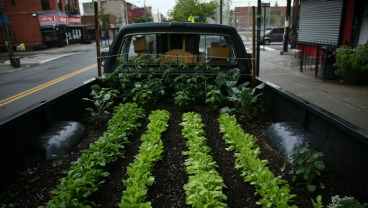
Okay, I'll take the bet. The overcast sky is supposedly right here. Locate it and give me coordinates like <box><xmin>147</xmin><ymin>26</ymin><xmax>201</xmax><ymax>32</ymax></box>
<box><xmin>79</xmin><ymin>0</ymin><xmax>287</xmax><ymax>17</ymax></box>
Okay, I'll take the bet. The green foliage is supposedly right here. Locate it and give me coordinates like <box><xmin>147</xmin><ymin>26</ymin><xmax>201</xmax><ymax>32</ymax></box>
<box><xmin>334</xmin><ymin>43</ymin><xmax>368</xmax><ymax>74</ymax></box>
<box><xmin>46</xmin><ymin>103</ymin><xmax>145</xmax><ymax>208</ymax></box>
<box><xmin>181</xmin><ymin>112</ymin><xmax>228</xmax><ymax>207</ymax></box>
<box><xmin>99</xmin><ymin>6</ymin><xmax>111</xmax><ymax>32</ymax></box>
<box><xmin>134</xmin><ymin>13</ymin><xmax>154</xmax><ymax>23</ymax></box>
<box><xmin>120</xmin><ymin>110</ymin><xmax>170</xmax><ymax>207</ymax></box>
<box><xmin>168</xmin><ymin>0</ymin><xmax>218</xmax><ymax>22</ymax></box>
<box><xmin>218</xmin><ymin>113</ymin><xmax>297</xmax><ymax>207</ymax></box>
<box><xmin>220</xmin><ymin>82</ymin><xmax>265</xmax><ymax>119</ymax></box>
<box><xmin>83</xmin><ymin>85</ymin><xmax>119</xmax><ymax>117</ymax></box>
<box><xmin>215</xmin><ymin>68</ymin><xmax>241</xmax><ymax>94</ymax></box>
<box><xmin>174</xmin><ymin>90</ymin><xmax>192</xmax><ymax>109</ymax></box>
<box><xmin>351</xmin><ymin>42</ymin><xmax>368</xmax><ymax>72</ymax></box>
<box><xmin>205</xmin><ymin>85</ymin><xmax>225</xmax><ymax>110</ymax></box>
<box><xmin>334</xmin><ymin>45</ymin><xmax>354</xmax><ymax>74</ymax></box>
<box><xmin>283</xmin><ymin>143</ymin><xmax>325</xmax><ymax>193</ymax></box>
<box><xmin>131</xmin><ymin>75</ymin><xmax>166</xmax><ymax>107</ymax></box>
<box><xmin>312</xmin><ymin>195</ymin><xmax>324</xmax><ymax>208</ymax></box>
<box><xmin>327</xmin><ymin>195</ymin><xmax>367</xmax><ymax>208</ymax></box>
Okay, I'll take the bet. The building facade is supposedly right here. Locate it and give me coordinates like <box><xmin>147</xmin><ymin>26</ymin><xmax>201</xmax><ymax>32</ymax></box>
<box><xmin>234</xmin><ymin>6</ymin><xmax>288</xmax><ymax>30</ymax></box>
<box><xmin>0</xmin><ymin>0</ymin><xmax>84</xmax><ymax>51</ymax></box>
<box><xmin>297</xmin><ymin>0</ymin><xmax>367</xmax><ymax>47</ymax></box>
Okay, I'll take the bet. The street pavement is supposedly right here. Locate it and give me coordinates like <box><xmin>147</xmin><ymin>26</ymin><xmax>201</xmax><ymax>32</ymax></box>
<box><xmin>1</xmin><ymin>41</ymin><xmax>367</xmax><ymax>132</ymax></box>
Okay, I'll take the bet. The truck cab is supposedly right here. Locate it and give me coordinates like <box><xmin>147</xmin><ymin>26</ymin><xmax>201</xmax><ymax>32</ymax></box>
<box><xmin>103</xmin><ymin>22</ymin><xmax>252</xmax><ymax>74</ymax></box>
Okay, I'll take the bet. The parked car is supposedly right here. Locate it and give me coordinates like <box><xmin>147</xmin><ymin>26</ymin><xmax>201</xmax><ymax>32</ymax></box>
<box><xmin>103</xmin><ymin>22</ymin><xmax>252</xmax><ymax>74</ymax></box>
<box><xmin>260</xmin><ymin>27</ymin><xmax>284</xmax><ymax>45</ymax></box>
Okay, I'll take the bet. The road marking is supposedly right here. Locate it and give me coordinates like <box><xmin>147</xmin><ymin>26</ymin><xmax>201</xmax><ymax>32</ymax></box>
<box><xmin>0</xmin><ymin>53</ymin><xmax>78</xmax><ymax>65</ymax></box>
<box><xmin>0</xmin><ymin>64</ymin><xmax>97</xmax><ymax>107</ymax></box>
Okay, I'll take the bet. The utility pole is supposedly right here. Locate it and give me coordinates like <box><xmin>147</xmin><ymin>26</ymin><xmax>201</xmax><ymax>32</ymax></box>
<box><xmin>220</xmin><ymin>0</ymin><xmax>222</xmax><ymax>24</ymax></box>
<box><xmin>256</xmin><ymin>0</ymin><xmax>261</xmax><ymax>76</ymax></box>
<box><xmin>94</xmin><ymin>1</ymin><xmax>102</xmax><ymax>77</ymax></box>
<box><xmin>0</xmin><ymin>1</ymin><xmax>17</xmax><ymax>67</ymax></box>
<box><xmin>291</xmin><ymin>0</ymin><xmax>300</xmax><ymax>49</ymax></box>
<box><xmin>283</xmin><ymin>0</ymin><xmax>291</xmax><ymax>52</ymax></box>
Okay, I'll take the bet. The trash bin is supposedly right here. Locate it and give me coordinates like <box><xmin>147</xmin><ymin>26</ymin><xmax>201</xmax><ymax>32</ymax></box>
<box><xmin>10</xmin><ymin>56</ymin><xmax>21</xmax><ymax>68</ymax></box>
<box><xmin>321</xmin><ymin>46</ymin><xmax>336</xmax><ymax>79</ymax></box>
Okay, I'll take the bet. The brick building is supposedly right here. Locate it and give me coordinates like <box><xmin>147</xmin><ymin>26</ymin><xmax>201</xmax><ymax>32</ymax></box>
<box><xmin>234</xmin><ymin>6</ymin><xmax>288</xmax><ymax>29</ymax></box>
<box><xmin>0</xmin><ymin>0</ymin><xmax>84</xmax><ymax>51</ymax></box>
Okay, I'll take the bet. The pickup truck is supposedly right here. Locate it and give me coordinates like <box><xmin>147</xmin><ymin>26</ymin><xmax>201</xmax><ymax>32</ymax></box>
<box><xmin>1</xmin><ymin>22</ymin><xmax>368</xmax><ymax>201</ymax></box>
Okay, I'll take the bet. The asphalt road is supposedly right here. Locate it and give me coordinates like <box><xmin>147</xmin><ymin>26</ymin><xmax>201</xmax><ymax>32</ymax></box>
<box><xmin>0</xmin><ymin>50</ymin><xmax>98</xmax><ymax>122</ymax></box>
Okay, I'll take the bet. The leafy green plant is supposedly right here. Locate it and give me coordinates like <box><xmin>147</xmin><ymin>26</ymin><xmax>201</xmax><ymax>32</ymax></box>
<box><xmin>19</xmin><ymin>167</ymin><xmax>37</xmax><ymax>177</ymax></box>
<box><xmin>83</xmin><ymin>85</ymin><xmax>119</xmax><ymax>117</ymax></box>
<box><xmin>215</xmin><ymin>68</ymin><xmax>241</xmax><ymax>93</ymax></box>
<box><xmin>282</xmin><ymin>142</ymin><xmax>325</xmax><ymax>193</ymax></box>
<box><xmin>181</xmin><ymin>112</ymin><xmax>228</xmax><ymax>207</ymax></box>
<box><xmin>174</xmin><ymin>90</ymin><xmax>192</xmax><ymax>109</ymax></box>
<box><xmin>45</xmin><ymin>103</ymin><xmax>145</xmax><ymax>208</ymax></box>
<box><xmin>132</xmin><ymin>82</ymin><xmax>153</xmax><ymax>107</ymax></box>
<box><xmin>205</xmin><ymin>85</ymin><xmax>225</xmax><ymax>110</ymax></box>
<box><xmin>312</xmin><ymin>195</ymin><xmax>324</xmax><ymax>208</ymax></box>
<box><xmin>218</xmin><ymin>113</ymin><xmax>297</xmax><ymax>207</ymax></box>
<box><xmin>334</xmin><ymin>45</ymin><xmax>354</xmax><ymax>75</ymax></box>
<box><xmin>351</xmin><ymin>42</ymin><xmax>368</xmax><ymax>72</ymax></box>
<box><xmin>334</xmin><ymin>43</ymin><xmax>368</xmax><ymax>75</ymax></box>
<box><xmin>327</xmin><ymin>195</ymin><xmax>367</xmax><ymax>208</ymax></box>
<box><xmin>220</xmin><ymin>82</ymin><xmax>265</xmax><ymax>119</ymax></box>
<box><xmin>120</xmin><ymin>110</ymin><xmax>170</xmax><ymax>207</ymax></box>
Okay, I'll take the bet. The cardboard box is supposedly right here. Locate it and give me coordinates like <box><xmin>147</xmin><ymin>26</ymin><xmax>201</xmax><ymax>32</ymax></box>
<box><xmin>207</xmin><ymin>47</ymin><xmax>230</xmax><ymax>58</ymax></box>
<box><xmin>133</xmin><ymin>39</ymin><xmax>149</xmax><ymax>52</ymax></box>
<box><xmin>161</xmin><ymin>51</ymin><xmax>194</xmax><ymax>64</ymax></box>
<box><xmin>211</xmin><ymin>42</ymin><xmax>220</xmax><ymax>47</ymax></box>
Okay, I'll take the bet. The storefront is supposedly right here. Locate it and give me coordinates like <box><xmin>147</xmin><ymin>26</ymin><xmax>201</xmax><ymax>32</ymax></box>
<box><xmin>38</xmin><ymin>12</ymin><xmax>85</xmax><ymax>47</ymax></box>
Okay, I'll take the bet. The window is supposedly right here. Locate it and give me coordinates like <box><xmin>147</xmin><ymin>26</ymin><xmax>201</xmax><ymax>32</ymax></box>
<box><xmin>118</xmin><ymin>33</ymin><xmax>237</xmax><ymax>66</ymax></box>
<box><xmin>57</xmin><ymin>0</ymin><xmax>62</xmax><ymax>10</ymax></box>
<box><xmin>41</xmin><ymin>0</ymin><xmax>50</xmax><ymax>10</ymax></box>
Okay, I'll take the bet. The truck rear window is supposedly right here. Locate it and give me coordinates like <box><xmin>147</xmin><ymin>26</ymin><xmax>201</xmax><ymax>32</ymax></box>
<box><xmin>118</xmin><ymin>33</ymin><xmax>237</xmax><ymax>66</ymax></box>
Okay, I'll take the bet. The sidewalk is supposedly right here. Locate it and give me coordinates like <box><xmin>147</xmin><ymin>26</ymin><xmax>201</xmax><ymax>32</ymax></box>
<box><xmin>258</xmin><ymin>49</ymin><xmax>368</xmax><ymax>132</ymax></box>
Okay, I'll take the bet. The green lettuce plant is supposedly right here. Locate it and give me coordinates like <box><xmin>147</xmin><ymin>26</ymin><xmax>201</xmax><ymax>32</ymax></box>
<box><xmin>120</xmin><ymin>110</ymin><xmax>170</xmax><ymax>207</ymax></box>
<box><xmin>181</xmin><ymin>112</ymin><xmax>228</xmax><ymax>207</ymax></box>
<box><xmin>312</xmin><ymin>195</ymin><xmax>324</xmax><ymax>208</ymax></box>
<box><xmin>218</xmin><ymin>113</ymin><xmax>297</xmax><ymax>207</ymax></box>
<box><xmin>45</xmin><ymin>103</ymin><xmax>145</xmax><ymax>208</ymax></box>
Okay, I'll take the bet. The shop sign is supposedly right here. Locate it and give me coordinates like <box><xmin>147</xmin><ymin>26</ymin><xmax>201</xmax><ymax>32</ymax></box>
<box><xmin>68</xmin><ymin>16</ymin><xmax>81</xmax><ymax>24</ymax></box>
<box><xmin>39</xmin><ymin>14</ymin><xmax>58</xmax><ymax>25</ymax></box>
<box><xmin>59</xmin><ymin>14</ymin><xmax>68</xmax><ymax>24</ymax></box>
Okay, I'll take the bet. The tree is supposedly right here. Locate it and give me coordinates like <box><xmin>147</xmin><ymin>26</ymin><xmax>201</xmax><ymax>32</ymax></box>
<box><xmin>134</xmin><ymin>13</ymin><xmax>154</xmax><ymax>23</ymax></box>
<box><xmin>99</xmin><ymin>6</ymin><xmax>111</xmax><ymax>35</ymax></box>
<box><xmin>168</xmin><ymin>0</ymin><xmax>218</xmax><ymax>23</ymax></box>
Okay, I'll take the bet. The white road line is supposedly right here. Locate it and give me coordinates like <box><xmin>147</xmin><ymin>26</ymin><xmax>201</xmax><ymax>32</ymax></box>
<box><xmin>0</xmin><ymin>53</ymin><xmax>77</xmax><ymax>65</ymax></box>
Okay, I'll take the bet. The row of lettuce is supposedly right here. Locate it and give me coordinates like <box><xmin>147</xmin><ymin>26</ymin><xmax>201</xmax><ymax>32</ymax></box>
<box><xmin>43</xmin><ymin>103</ymin><xmax>297</xmax><ymax>207</ymax></box>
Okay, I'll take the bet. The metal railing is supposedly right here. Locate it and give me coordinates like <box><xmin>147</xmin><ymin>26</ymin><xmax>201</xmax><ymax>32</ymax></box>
<box><xmin>298</xmin><ymin>41</ymin><xmax>337</xmax><ymax>80</ymax></box>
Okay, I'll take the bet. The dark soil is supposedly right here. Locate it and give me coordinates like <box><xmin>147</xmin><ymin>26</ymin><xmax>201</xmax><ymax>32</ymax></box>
<box><xmin>0</xmin><ymin>97</ymin><xmax>362</xmax><ymax>208</ymax></box>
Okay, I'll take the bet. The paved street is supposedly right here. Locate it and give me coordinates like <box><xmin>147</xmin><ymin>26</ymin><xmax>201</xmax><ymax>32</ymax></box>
<box><xmin>0</xmin><ymin>53</ymin><xmax>78</xmax><ymax>65</ymax></box>
<box><xmin>0</xmin><ymin>43</ymin><xmax>101</xmax><ymax>122</ymax></box>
